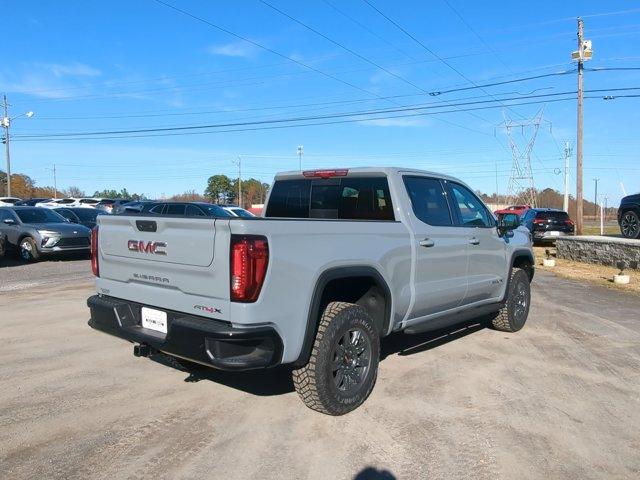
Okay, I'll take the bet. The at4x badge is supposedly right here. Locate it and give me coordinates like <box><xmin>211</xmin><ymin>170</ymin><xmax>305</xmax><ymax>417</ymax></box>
<box><xmin>194</xmin><ymin>305</ymin><xmax>222</xmax><ymax>315</ymax></box>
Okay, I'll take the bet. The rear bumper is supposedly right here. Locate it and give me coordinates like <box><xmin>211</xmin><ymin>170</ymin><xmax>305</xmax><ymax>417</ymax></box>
<box><xmin>87</xmin><ymin>295</ymin><xmax>283</xmax><ymax>371</ymax></box>
<box><xmin>533</xmin><ymin>230</ymin><xmax>572</xmax><ymax>241</ymax></box>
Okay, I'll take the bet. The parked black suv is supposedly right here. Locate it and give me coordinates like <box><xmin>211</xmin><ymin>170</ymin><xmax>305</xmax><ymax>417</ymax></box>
<box><xmin>0</xmin><ymin>232</ymin><xmax>6</xmax><ymax>259</ymax></box>
<box><xmin>141</xmin><ymin>202</ymin><xmax>233</xmax><ymax>217</ymax></box>
<box><xmin>520</xmin><ymin>208</ymin><xmax>575</xmax><ymax>243</ymax></box>
<box><xmin>618</xmin><ymin>193</ymin><xmax>640</xmax><ymax>239</ymax></box>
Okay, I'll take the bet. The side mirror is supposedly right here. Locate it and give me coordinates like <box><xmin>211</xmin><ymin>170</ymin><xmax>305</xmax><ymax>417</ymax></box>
<box><xmin>3</xmin><ymin>218</ymin><xmax>15</xmax><ymax>225</ymax></box>
<box><xmin>497</xmin><ymin>213</ymin><xmax>519</xmax><ymax>235</ymax></box>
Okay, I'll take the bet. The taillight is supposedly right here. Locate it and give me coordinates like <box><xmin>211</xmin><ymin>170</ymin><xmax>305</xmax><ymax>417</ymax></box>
<box><xmin>230</xmin><ymin>235</ymin><xmax>269</xmax><ymax>302</ymax></box>
<box><xmin>565</xmin><ymin>219</ymin><xmax>574</xmax><ymax>226</ymax></box>
<box><xmin>533</xmin><ymin>218</ymin><xmax>545</xmax><ymax>224</ymax></box>
<box><xmin>91</xmin><ymin>226</ymin><xmax>99</xmax><ymax>277</ymax></box>
<box><xmin>302</xmin><ymin>169</ymin><xmax>348</xmax><ymax>179</ymax></box>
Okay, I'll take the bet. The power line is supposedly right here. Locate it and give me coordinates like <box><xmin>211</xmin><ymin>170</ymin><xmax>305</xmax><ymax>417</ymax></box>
<box><xmin>258</xmin><ymin>0</ymin><xmax>428</xmax><ymax>94</ymax></box>
<box><xmin>362</xmin><ymin>0</ymin><xmax>526</xmax><ymax>119</ymax></box>
<box><xmin>10</xmin><ymin>96</ymin><xmax>591</xmax><ymax>142</ymax></box>
<box><xmin>442</xmin><ymin>0</ymin><xmax>512</xmax><ymax>73</ymax></box>
<box><xmin>15</xmin><ymin>87</ymin><xmax>640</xmax><ymax>140</ymax></box>
<box><xmin>151</xmin><ymin>0</ymin><xmax>487</xmax><ymax>136</ymax></box>
<box><xmin>319</xmin><ymin>0</ymin><xmax>416</xmax><ymax>60</ymax></box>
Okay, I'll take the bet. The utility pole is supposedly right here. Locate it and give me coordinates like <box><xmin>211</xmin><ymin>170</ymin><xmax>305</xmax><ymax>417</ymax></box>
<box><xmin>593</xmin><ymin>178</ymin><xmax>599</xmax><ymax>218</ymax></box>
<box><xmin>1</xmin><ymin>95</ymin><xmax>34</xmax><ymax>197</ymax></box>
<box><xmin>235</xmin><ymin>155</ymin><xmax>242</xmax><ymax>208</ymax></box>
<box><xmin>573</xmin><ymin>17</ymin><xmax>592</xmax><ymax>234</ymax></box>
<box><xmin>297</xmin><ymin>145</ymin><xmax>304</xmax><ymax>170</ymax></box>
<box><xmin>46</xmin><ymin>164</ymin><xmax>58</xmax><ymax>198</ymax></box>
<box><xmin>53</xmin><ymin>164</ymin><xmax>57</xmax><ymax>199</ymax></box>
<box><xmin>576</xmin><ymin>18</ymin><xmax>584</xmax><ymax>234</ymax></box>
<box><xmin>2</xmin><ymin>95</ymin><xmax>11</xmax><ymax>197</ymax></box>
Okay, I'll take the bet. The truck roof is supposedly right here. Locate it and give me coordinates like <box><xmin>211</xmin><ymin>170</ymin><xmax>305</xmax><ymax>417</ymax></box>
<box><xmin>273</xmin><ymin>166</ymin><xmax>463</xmax><ymax>183</ymax></box>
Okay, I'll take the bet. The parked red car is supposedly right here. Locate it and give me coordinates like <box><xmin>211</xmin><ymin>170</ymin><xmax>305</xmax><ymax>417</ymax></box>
<box><xmin>494</xmin><ymin>205</ymin><xmax>531</xmax><ymax>219</ymax></box>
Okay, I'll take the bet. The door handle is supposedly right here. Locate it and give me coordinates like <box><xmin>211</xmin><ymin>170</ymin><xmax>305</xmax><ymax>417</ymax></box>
<box><xmin>419</xmin><ymin>238</ymin><xmax>435</xmax><ymax>248</ymax></box>
<box><xmin>469</xmin><ymin>237</ymin><xmax>480</xmax><ymax>245</ymax></box>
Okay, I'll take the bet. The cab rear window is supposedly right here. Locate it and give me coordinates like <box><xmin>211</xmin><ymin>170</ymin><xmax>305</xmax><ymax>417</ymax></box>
<box><xmin>265</xmin><ymin>177</ymin><xmax>394</xmax><ymax>220</ymax></box>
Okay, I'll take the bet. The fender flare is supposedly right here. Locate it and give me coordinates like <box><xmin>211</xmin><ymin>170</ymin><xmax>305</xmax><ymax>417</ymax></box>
<box><xmin>501</xmin><ymin>249</ymin><xmax>535</xmax><ymax>303</ymax></box>
<box><xmin>293</xmin><ymin>265</ymin><xmax>393</xmax><ymax>367</ymax></box>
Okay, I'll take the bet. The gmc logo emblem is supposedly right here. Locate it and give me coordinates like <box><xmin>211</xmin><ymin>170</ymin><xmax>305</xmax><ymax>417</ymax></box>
<box><xmin>128</xmin><ymin>240</ymin><xmax>167</xmax><ymax>255</ymax></box>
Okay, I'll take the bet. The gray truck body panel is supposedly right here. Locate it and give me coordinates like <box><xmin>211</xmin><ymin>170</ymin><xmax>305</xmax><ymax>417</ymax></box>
<box><xmin>93</xmin><ymin>167</ymin><xmax>532</xmax><ymax>365</ymax></box>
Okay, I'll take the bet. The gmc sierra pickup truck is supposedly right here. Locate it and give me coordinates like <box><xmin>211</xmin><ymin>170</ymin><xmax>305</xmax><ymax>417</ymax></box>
<box><xmin>88</xmin><ymin>167</ymin><xmax>534</xmax><ymax>415</ymax></box>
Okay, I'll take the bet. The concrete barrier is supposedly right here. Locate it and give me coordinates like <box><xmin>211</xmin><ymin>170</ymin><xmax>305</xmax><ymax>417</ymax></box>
<box><xmin>556</xmin><ymin>235</ymin><xmax>640</xmax><ymax>270</ymax></box>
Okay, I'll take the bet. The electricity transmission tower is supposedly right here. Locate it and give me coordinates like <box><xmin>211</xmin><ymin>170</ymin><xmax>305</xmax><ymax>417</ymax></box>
<box><xmin>497</xmin><ymin>110</ymin><xmax>545</xmax><ymax>207</ymax></box>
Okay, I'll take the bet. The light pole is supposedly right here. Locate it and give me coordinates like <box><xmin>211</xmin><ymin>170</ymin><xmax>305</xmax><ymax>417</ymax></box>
<box><xmin>232</xmin><ymin>155</ymin><xmax>242</xmax><ymax>208</ymax></box>
<box><xmin>297</xmin><ymin>145</ymin><xmax>304</xmax><ymax>171</ymax></box>
<box><xmin>2</xmin><ymin>94</ymin><xmax>34</xmax><ymax>197</ymax></box>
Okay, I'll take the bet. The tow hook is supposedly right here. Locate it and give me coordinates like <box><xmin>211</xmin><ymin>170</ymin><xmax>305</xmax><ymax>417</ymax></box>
<box><xmin>133</xmin><ymin>343</ymin><xmax>152</xmax><ymax>357</ymax></box>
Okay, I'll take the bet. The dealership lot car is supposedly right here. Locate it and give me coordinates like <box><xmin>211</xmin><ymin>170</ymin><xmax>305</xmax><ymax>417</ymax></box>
<box><xmin>141</xmin><ymin>201</ymin><xmax>233</xmax><ymax>217</ymax></box>
<box><xmin>95</xmin><ymin>198</ymin><xmax>131</xmax><ymax>214</ymax></box>
<box><xmin>0</xmin><ymin>206</ymin><xmax>91</xmax><ymax>261</ymax></box>
<box><xmin>520</xmin><ymin>208</ymin><xmax>574</xmax><ymax>243</ymax></box>
<box><xmin>221</xmin><ymin>205</ymin><xmax>256</xmax><ymax>217</ymax></box>
<box><xmin>54</xmin><ymin>207</ymin><xmax>105</xmax><ymax>229</ymax></box>
<box><xmin>0</xmin><ymin>231</ymin><xmax>6</xmax><ymax>259</ymax></box>
<box><xmin>618</xmin><ymin>192</ymin><xmax>640</xmax><ymax>239</ymax></box>
<box><xmin>0</xmin><ymin>197</ymin><xmax>22</xmax><ymax>206</ymax></box>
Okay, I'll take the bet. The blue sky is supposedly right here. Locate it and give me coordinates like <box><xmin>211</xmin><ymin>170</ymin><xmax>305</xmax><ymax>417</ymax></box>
<box><xmin>4</xmin><ymin>0</ymin><xmax>640</xmax><ymax>203</ymax></box>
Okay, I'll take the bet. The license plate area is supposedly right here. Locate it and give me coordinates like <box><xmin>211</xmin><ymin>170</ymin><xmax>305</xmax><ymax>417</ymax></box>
<box><xmin>141</xmin><ymin>307</ymin><xmax>168</xmax><ymax>334</ymax></box>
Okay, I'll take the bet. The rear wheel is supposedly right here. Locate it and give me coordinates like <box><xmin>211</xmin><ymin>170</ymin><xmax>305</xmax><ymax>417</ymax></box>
<box><xmin>19</xmin><ymin>237</ymin><xmax>40</xmax><ymax>262</ymax></box>
<box><xmin>0</xmin><ymin>237</ymin><xmax>5</xmax><ymax>258</ymax></box>
<box><xmin>620</xmin><ymin>210</ymin><xmax>640</xmax><ymax>239</ymax></box>
<box><xmin>488</xmin><ymin>267</ymin><xmax>531</xmax><ymax>332</ymax></box>
<box><xmin>292</xmin><ymin>302</ymin><xmax>379</xmax><ymax>415</ymax></box>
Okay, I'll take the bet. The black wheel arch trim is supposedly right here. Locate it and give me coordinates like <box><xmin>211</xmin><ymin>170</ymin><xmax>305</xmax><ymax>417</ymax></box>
<box><xmin>502</xmin><ymin>249</ymin><xmax>535</xmax><ymax>303</ymax></box>
<box><xmin>293</xmin><ymin>265</ymin><xmax>392</xmax><ymax>367</ymax></box>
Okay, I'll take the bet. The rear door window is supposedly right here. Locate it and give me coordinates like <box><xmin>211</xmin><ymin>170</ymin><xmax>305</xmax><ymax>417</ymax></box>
<box><xmin>165</xmin><ymin>204</ymin><xmax>186</xmax><ymax>215</ymax></box>
<box><xmin>186</xmin><ymin>205</ymin><xmax>206</xmax><ymax>217</ymax></box>
<box><xmin>148</xmin><ymin>204</ymin><xmax>165</xmax><ymax>214</ymax></box>
<box><xmin>403</xmin><ymin>176</ymin><xmax>452</xmax><ymax>226</ymax></box>
<box><xmin>265</xmin><ymin>177</ymin><xmax>394</xmax><ymax>220</ymax></box>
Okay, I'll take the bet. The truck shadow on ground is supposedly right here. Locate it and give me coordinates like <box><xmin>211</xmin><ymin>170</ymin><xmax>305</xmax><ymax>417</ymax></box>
<box><xmin>150</xmin><ymin>319</ymin><xmax>486</xmax><ymax>397</ymax></box>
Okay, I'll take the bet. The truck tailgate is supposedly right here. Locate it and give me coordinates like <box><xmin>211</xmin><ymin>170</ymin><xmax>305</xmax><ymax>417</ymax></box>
<box><xmin>95</xmin><ymin>215</ymin><xmax>231</xmax><ymax>320</ymax></box>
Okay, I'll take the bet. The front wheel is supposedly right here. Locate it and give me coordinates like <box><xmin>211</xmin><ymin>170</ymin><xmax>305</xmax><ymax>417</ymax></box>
<box><xmin>488</xmin><ymin>267</ymin><xmax>531</xmax><ymax>332</ymax></box>
<box><xmin>292</xmin><ymin>302</ymin><xmax>380</xmax><ymax>415</ymax></box>
<box><xmin>19</xmin><ymin>237</ymin><xmax>40</xmax><ymax>262</ymax></box>
<box><xmin>620</xmin><ymin>210</ymin><xmax>640</xmax><ymax>239</ymax></box>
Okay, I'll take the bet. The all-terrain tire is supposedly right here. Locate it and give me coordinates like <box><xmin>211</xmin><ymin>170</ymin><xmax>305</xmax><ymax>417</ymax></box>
<box><xmin>292</xmin><ymin>301</ymin><xmax>380</xmax><ymax>416</ymax></box>
<box><xmin>19</xmin><ymin>237</ymin><xmax>40</xmax><ymax>262</ymax></box>
<box><xmin>488</xmin><ymin>267</ymin><xmax>531</xmax><ymax>332</ymax></box>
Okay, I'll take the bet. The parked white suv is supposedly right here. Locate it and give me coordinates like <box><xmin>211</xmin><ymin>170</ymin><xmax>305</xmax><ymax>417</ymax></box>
<box><xmin>36</xmin><ymin>198</ymin><xmax>103</xmax><ymax>209</ymax></box>
<box><xmin>0</xmin><ymin>197</ymin><xmax>22</xmax><ymax>206</ymax></box>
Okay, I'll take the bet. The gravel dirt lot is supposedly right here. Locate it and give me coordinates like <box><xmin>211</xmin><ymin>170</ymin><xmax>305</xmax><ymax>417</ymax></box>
<box><xmin>0</xmin><ymin>256</ymin><xmax>91</xmax><ymax>292</ymax></box>
<box><xmin>1</xmin><ymin>267</ymin><xmax>639</xmax><ymax>479</ymax></box>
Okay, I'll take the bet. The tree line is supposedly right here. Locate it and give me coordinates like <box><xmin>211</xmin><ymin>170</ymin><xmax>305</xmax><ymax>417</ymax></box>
<box><xmin>1</xmin><ymin>169</ymin><xmax>622</xmax><ymax>217</ymax></box>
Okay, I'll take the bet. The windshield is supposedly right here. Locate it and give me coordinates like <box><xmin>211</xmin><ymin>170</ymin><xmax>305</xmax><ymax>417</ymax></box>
<box><xmin>15</xmin><ymin>208</ymin><xmax>67</xmax><ymax>224</ymax></box>
<box><xmin>536</xmin><ymin>211</ymin><xmax>569</xmax><ymax>221</ymax></box>
<box><xmin>231</xmin><ymin>208</ymin><xmax>254</xmax><ymax>218</ymax></box>
<box><xmin>203</xmin><ymin>205</ymin><xmax>233</xmax><ymax>217</ymax></box>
